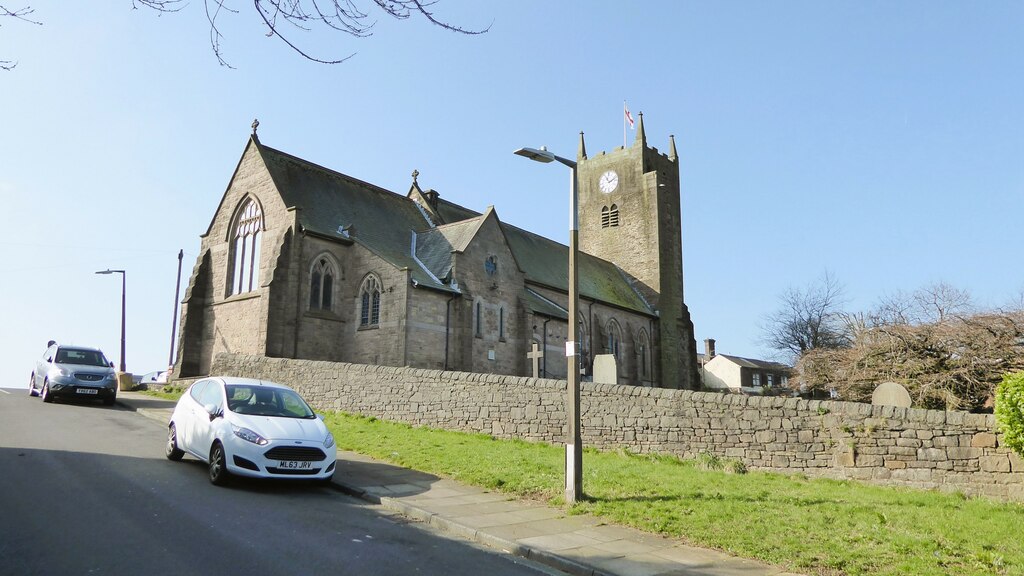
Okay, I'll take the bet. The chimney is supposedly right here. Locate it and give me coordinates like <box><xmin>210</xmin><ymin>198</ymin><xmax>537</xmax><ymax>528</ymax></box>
<box><xmin>424</xmin><ymin>189</ymin><xmax>440</xmax><ymax>210</ymax></box>
<box><xmin>704</xmin><ymin>338</ymin><xmax>716</xmax><ymax>359</ymax></box>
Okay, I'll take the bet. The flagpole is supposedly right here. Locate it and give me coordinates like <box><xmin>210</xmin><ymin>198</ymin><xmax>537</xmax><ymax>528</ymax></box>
<box><xmin>623</xmin><ymin>100</ymin><xmax>627</xmax><ymax>147</ymax></box>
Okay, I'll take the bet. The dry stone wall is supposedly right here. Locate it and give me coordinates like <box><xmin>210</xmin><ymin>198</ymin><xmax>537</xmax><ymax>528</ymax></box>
<box><xmin>210</xmin><ymin>353</ymin><xmax>1024</xmax><ymax>501</ymax></box>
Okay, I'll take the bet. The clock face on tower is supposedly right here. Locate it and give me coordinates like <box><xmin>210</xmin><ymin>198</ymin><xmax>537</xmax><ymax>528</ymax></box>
<box><xmin>598</xmin><ymin>170</ymin><xmax>619</xmax><ymax>194</ymax></box>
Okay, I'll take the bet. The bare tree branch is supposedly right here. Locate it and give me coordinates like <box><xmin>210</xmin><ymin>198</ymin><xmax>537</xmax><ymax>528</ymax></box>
<box><xmin>1</xmin><ymin>4</ymin><xmax>42</xmax><ymax>70</ymax></box>
<box><xmin>3</xmin><ymin>1</ymin><xmax>489</xmax><ymax>70</ymax></box>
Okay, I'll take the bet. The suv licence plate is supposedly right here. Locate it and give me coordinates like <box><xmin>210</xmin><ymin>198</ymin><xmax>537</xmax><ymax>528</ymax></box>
<box><xmin>76</xmin><ymin>389</ymin><xmax>98</xmax><ymax>395</ymax></box>
<box><xmin>277</xmin><ymin>460</ymin><xmax>313</xmax><ymax>469</ymax></box>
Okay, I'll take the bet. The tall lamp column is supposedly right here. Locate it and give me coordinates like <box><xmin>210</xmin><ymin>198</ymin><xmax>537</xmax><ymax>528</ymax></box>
<box><xmin>95</xmin><ymin>269</ymin><xmax>126</xmax><ymax>372</ymax></box>
<box><xmin>513</xmin><ymin>144</ymin><xmax>582</xmax><ymax>504</ymax></box>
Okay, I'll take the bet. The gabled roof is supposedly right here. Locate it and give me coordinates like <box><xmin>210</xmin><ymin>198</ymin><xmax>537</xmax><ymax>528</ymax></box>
<box><xmin>414</xmin><ymin>215</ymin><xmax>488</xmax><ymax>283</ymax></box>
<box><xmin>243</xmin><ymin>138</ymin><xmax>656</xmax><ymax>314</ymax></box>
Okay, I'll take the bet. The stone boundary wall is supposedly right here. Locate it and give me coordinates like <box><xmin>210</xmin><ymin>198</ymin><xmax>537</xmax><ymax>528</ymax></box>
<box><xmin>210</xmin><ymin>353</ymin><xmax>1024</xmax><ymax>501</ymax></box>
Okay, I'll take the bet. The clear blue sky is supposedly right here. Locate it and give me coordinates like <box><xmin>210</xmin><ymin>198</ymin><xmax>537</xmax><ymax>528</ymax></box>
<box><xmin>2</xmin><ymin>1</ymin><xmax>1022</xmax><ymax>388</ymax></box>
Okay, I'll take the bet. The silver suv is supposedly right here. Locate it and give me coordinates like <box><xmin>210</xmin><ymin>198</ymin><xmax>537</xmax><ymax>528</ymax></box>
<box><xmin>29</xmin><ymin>344</ymin><xmax>118</xmax><ymax>405</ymax></box>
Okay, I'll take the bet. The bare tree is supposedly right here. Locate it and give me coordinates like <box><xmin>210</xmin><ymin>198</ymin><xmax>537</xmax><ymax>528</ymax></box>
<box><xmin>761</xmin><ymin>271</ymin><xmax>851</xmax><ymax>363</ymax></box>
<box><xmin>4</xmin><ymin>0</ymin><xmax>489</xmax><ymax>69</ymax></box>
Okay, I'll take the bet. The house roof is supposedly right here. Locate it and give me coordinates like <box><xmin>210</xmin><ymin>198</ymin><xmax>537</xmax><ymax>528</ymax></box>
<box><xmin>250</xmin><ymin>138</ymin><xmax>655</xmax><ymax>315</ymax></box>
<box><xmin>712</xmin><ymin>354</ymin><xmax>791</xmax><ymax>371</ymax></box>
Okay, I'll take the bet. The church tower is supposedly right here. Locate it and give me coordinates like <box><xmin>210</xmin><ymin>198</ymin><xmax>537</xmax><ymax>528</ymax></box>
<box><xmin>576</xmin><ymin>114</ymin><xmax>700</xmax><ymax>390</ymax></box>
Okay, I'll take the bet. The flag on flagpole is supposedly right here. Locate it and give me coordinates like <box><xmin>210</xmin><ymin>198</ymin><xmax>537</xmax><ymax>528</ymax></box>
<box><xmin>624</xmin><ymin>103</ymin><xmax>635</xmax><ymax>129</ymax></box>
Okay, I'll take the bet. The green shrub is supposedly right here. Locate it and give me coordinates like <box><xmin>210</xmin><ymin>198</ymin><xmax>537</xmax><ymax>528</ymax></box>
<box><xmin>994</xmin><ymin>371</ymin><xmax>1024</xmax><ymax>457</ymax></box>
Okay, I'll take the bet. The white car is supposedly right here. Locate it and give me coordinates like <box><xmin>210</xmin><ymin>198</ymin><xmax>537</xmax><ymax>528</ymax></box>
<box><xmin>165</xmin><ymin>377</ymin><xmax>336</xmax><ymax>485</ymax></box>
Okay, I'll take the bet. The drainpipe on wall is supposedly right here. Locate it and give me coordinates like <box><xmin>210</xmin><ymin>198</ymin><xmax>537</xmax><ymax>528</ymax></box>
<box><xmin>542</xmin><ymin>317</ymin><xmax>551</xmax><ymax>378</ymax></box>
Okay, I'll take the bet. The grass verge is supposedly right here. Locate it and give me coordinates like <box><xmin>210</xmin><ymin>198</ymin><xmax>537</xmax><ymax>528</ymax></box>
<box><xmin>322</xmin><ymin>412</ymin><xmax>1024</xmax><ymax>576</ymax></box>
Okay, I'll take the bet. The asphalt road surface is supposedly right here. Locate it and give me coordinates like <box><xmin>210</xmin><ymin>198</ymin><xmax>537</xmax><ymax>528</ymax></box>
<box><xmin>0</xmin><ymin>388</ymin><xmax>561</xmax><ymax>576</ymax></box>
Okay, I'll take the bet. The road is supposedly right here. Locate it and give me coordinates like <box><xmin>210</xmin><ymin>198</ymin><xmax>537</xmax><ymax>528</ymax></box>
<box><xmin>0</xmin><ymin>388</ymin><xmax>561</xmax><ymax>576</ymax></box>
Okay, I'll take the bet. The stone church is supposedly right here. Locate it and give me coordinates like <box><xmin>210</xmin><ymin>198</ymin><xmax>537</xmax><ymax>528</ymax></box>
<box><xmin>173</xmin><ymin>114</ymin><xmax>700</xmax><ymax>389</ymax></box>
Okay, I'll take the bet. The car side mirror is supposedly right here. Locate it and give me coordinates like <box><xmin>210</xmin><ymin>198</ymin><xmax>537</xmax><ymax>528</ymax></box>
<box><xmin>316</xmin><ymin>414</ymin><xmax>325</xmax><ymax>421</ymax></box>
<box><xmin>204</xmin><ymin>403</ymin><xmax>221</xmax><ymax>421</ymax></box>
<box><xmin>109</xmin><ymin>361</ymin><xmax>115</xmax><ymax>368</ymax></box>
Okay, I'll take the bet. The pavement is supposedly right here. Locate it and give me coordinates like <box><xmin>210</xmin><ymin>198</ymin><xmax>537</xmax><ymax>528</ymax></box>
<box><xmin>116</xmin><ymin>390</ymin><xmax>801</xmax><ymax>576</ymax></box>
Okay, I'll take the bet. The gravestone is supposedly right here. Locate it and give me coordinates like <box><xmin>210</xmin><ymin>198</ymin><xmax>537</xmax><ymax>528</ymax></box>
<box><xmin>593</xmin><ymin>354</ymin><xmax>618</xmax><ymax>385</ymax></box>
<box><xmin>871</xmin><ymin>381</ymin><xmax>912</xmax><ymax>408</ymax></box>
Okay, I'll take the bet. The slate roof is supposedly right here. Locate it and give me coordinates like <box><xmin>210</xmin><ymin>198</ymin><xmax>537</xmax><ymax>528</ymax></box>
<box><xmin>714</xmin><ymin>354</ymin><xmax>792</xmax><ymax>371</ymax></box>
<box><xmin>414</xmin><ymin>217</ymin><xmax>487</xmax><ymax>283</ymax></box>
<box><xmin>256</xmin><ymin>141</ymin><xmax>450</xmax><ymax>292</ymax></box>
<box><xmin>252</xmin><ymin>138</ymin><xmax>655</xmax><ymax>316</ymax></box>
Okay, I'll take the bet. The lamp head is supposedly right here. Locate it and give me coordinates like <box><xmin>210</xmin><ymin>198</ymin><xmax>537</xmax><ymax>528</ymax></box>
<box><xmin>513</xmin><ymin>146</ymin><xmax>555</xmax><ymax>163</ymax></box>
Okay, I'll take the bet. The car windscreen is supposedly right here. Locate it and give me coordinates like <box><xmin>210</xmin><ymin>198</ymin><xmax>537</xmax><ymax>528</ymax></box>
<box><xmin>55</xmin><ymin>348</ymin><xmax>110</xmax><ymax>367</ymax></box>
<box><xmin>224</xmin><ymin>385</ymin><xmax>316</xmax><ymax>419</ymax></box>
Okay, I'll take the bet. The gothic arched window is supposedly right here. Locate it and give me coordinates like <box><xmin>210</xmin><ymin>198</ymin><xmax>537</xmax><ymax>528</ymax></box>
<box><xmin>230</xmin><ymin>198</ymin><xmax>263</xmax><ymax>296</ymax></box>
<box><xmin>601</xmin><ymin>206</ymin><xmax>610</xmax><ymax>228</ymax></box>
<box><xmin>637</xmin><ymin>329</ymin><xmax>651</xmax><ymax>380</ymax></box>
<box><xmin>359</xmin><ymin>275</ymin><xmax>381</xmax><ymax>327</ymax></box>
<box><xmin>578</xmin><ymin>313</ymin><xmax>591</xmax><ymax>376</ymax></box>
<box><xmin>606</xmin><ymin>319</ymin><xmax>622</xmax><ymax>362</ymax></box>
<box><xmin>309</xmin><ymin>257</ymin><xmax>335</xmax><ymax>311</ymax></box>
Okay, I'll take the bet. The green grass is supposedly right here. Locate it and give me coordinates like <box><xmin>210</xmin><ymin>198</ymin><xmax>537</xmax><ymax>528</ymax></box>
<box><xmin>139</xmin><ymin>384</ymin><xmax>188</xmax><ymax>401</ymax></box>
<box><xmin>321</xmin><ymin>412</ymin><xmax>1024</xmax><ymax>576</ymax></box>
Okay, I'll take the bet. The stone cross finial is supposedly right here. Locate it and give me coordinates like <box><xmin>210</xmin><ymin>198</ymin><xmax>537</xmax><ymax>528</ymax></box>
<box><xmin>527</xmin><ymin>342</ymin><xmax>544</xmax><ymax>378</ymax></box>
<box><xmin>412</xmin><ymin>169</ymin><xmax>419</xmax><ymax>184</ymax></box>
<box><xmin>251</xmin><ymin>118</ymin><xmax>260</xmax><ymax>135</ymax></box>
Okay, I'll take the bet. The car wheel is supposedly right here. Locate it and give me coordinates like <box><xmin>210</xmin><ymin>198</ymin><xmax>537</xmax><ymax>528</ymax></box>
<box><xmin>28</xmin><ymin>374</ymin><xmax>37</xmax><ymax>397</ymax></box>
<box><xmin>165</xmin><ymin>424</ymin><xmax>184</xmax><ymax>461</ymax></box>
<box><xmin>208</xmin><ymin>442</ymin><xmax>230</xmax><ymax>486</ymax></box>
<box><xmin>41</xmin><ymin>381</ymin><xmax>53</xmax><ymax>403</ymax></box>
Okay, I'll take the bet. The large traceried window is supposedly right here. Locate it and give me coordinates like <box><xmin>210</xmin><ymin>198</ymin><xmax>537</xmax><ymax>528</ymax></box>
<box><xmin>309</xmin><ymin>257</ymin><xmax>335</xmax><ymax>311</ymax></box>
<box><xmin>359</xmin><ymin>275</ymin><xmax>381</xmax><ymax>327</ymax></box>
<box><xmin>230</xmin><ymin>199</ymin><xmax>263</xmax><ymax>296</ymax></box>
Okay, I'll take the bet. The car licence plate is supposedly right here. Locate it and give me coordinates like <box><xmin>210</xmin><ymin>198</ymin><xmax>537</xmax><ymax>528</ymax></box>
<box><xmin>76</xmin><ymin>388</ymin><xmax>99</xmax><ymax>395</ymax></box>
<box><xmin>277</xmin><ymin>460</ymin><xmax>314</xmax><ymax>469</ymax></box>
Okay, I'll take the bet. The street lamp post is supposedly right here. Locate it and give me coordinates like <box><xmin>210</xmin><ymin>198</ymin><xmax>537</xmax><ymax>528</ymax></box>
<box><xmin>513</xmin><ymin>144</ymin><xmax>582</xmax><ymax>504</ymax></box>
<box><xmin>95</xmin><ymin>269</ymin><xmax>126</xmax><ymax>372</ymax></box>
<box><xmin>169</xmin><ymin>249</ymin><xmax>184</xmax><ymax>369</ymax></box>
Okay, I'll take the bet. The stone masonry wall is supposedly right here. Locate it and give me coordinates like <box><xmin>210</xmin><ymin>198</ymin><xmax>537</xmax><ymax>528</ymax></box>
<box><xmin>210</xmin><ymin>353</ymin><xmax>1024</xmax><ymax>501</ymax></box>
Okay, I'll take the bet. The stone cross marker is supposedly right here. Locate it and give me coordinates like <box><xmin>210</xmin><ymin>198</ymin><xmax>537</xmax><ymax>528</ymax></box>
<box><xmin>527</xmin><ymin>342</ymin><xmax>544</xmax><ymax>378</ymax></box>
<box><xmin>871</xmin><ymin>381</ymin><xmax>912</xmax><ymax>408</ymax></box>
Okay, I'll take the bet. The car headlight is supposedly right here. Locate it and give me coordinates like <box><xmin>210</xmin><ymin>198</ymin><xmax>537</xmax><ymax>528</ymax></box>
<box><xmin>324</xmin><ymin>434</ymin><xmax>335</xmax><ymax>449</ymax></box>
<box><xmin>104</xmin><ymin>373</ymin><xmax>116</xmax><ymax>382</ymax></box>
<box><xmin>231</xmin><ymin>425</ymin><xmax>268</xmax><ymax>446</ymax></box>
<box><xmin>52</xmin><ymin>366</ymin><xmax>72</xmax><ymax>378</ymax></box>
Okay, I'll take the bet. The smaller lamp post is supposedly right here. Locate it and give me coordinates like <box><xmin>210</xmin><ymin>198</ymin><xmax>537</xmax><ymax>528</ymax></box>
<box><xmin>95</xmin><ymin>269</ymin><xmax>126</xmax><ymax>372</ymax></box>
